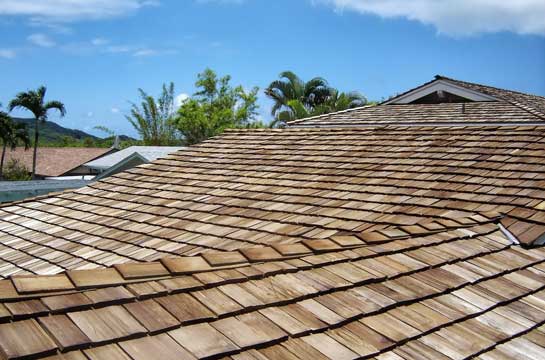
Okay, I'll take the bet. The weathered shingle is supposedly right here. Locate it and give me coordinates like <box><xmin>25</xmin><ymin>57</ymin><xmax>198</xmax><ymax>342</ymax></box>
<box><xmin>0</xmin><ymin>107</ymin><xmax>545</xmax><ymax>358</ymax></box>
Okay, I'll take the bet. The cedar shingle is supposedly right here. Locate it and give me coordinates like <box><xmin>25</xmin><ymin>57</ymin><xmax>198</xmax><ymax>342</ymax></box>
<box><xmin>39</xmin><ymin>315</ymin><xmax>90</xmax><ymax>350</ymax></box>
<box><xmin>0</xmin><ymin>319</ymin><xmax>57</xmax><ymax>359</ymax></box>
<box><xmin>68</xmin><ymin>306</ymin><xmax>146</xmax><ymax>343</ymax></box>
<box><xmin>169</xmin><ymin>323</ymin><xmax>239</xmax><ymax>358</ymax></box>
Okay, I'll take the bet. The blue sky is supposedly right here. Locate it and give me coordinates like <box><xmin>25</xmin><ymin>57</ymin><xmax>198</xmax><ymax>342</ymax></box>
<box><xmin>0</xmin><ymin>0</ymin><xmax>544</xmax><ymax>138</ymax></box>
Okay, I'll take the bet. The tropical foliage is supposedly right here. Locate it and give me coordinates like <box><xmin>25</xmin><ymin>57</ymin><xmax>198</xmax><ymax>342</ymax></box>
<box><xmin>173</xmin><ymin>68</ymin><xmax>263</xmax><ymax>145</ymax></box>
<box><xmin>126</xmin><ymin>82</ymin><xmax>181</xmax><ymax>146</ymax></box>
<box><xmin>0</xmin><ymin>111</ymin><xmax>30</xmax><ymax>180</ymax></box>
<box><xmin>265</xmin><ymin>71</ymin><xmax>367</xmax><ymax>126</ymax></box>
<box><xmin>8</xmin><ymin>86</ymin><xmax>65</xmax><ymax>179</ymax></box>
<box><xmin>1</xmin><ymin>70</ymin><xmax>369</xmax><ymax>152</ymax></box>
<box><xmin>3</xmin><ymin>158</ymin><xmax>31</xmax><ymax>181</ymax></box>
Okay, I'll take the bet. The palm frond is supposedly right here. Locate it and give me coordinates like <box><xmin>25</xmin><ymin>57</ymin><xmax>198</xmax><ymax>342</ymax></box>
<box><xmin>44</xmin><ymin>100</ymin><xmax>66</xmax><ymax>117</ymax></box>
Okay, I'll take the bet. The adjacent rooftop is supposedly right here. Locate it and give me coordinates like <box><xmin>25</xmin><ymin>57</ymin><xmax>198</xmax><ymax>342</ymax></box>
<box><xmin>3</xmin><ymin>147</ymin><xmax>114</xmax><ymax>178</ymax></box>
<box><xmin>289</xmin><ymin>75</ymin><xmax>545</xmax><ymax>127</ymax></box>
<box><xmin>84</xmin><ymin>146</ymin><xmax>185</xmax><ymax>171</ymax></box>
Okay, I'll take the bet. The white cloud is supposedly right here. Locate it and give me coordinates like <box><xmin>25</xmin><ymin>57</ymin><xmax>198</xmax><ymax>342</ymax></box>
<box><xmin>91</xmin><ymin>37</ymin><xmax>109</xmax><ymax>46</ymax></box>
<box><xmin>27</xmin><ymin>33</ymin><xmax>56</xmax><ymax>47</ymax></box>
<box><xmin>175</xmin><ymin>93</ymin><xmax>189</xmax><ymax>107</ymax></box>
<box><xmin>197</xmin><ymin>0</ymin><xmax>245</xmax><ymax>3</ymax></box>
<box><xmin>28</xmin><ymin>20</ymin><xmax>72</xmax><ymax>34</ymax></box>
<box><xmin>87</xmin><ymin>111</ymin><xmax>94</xmax><ymax>117</ymax></box>
<box><xmin>132</xmin><ymin>48</ymin><xmax>158</xmax><ymax>57</ymax></box>
<box><xmin>132</xmin><ymin>47</ymin><xmax>177</xmax><ymax>57</ymax></box>
<box><xmin>102</xmin><ymin>44</ymin><xmax>177</xmax><ymax>57</ymax></box>
<box><xmin>0</xmin><ymin>0</ymin><xmax>159</xmax><ymax>22</ymax></box>
<box><xmin>105</xmin><ymin>45</ymin><xmax>132</xmax><ymax>53</ymax></box>
<box><xmin>111</xmin><ymin>107</ymin><xmax>120</xmax><ymax>113</ymax></box>
<box><xmin>0</xmin><ymin>49</ymin><xmax>16</xmax><ymax>58</ymax></box>
<box><xmin>317</xmin><ymin>0</ymin><xmax>545</xmax><ymax>36</ymax></box>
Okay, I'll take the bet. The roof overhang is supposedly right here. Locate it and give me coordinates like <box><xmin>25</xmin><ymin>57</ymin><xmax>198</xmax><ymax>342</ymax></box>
<box><xmin>384</xmin><ymin>79</ymin><xmax>498</xmax><ymax>104</ymax></box>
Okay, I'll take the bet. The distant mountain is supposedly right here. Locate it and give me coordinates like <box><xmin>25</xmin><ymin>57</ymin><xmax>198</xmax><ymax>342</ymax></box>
<box><xmin>12</xmin><ymin>118</ymin><xmax>98</xmax><ymax>143</ymax></box>
<box><xmin>12</xmin><ymin>118</ymin><xmax>136</xmax><ymax>145</ymax></box>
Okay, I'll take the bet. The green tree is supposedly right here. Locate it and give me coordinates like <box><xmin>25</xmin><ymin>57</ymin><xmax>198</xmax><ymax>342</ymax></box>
<box><xmin>93</xmin><ymin>125</ymin><xmax>115</xmax><ymax>137</ymax></box>
<box><xmin>83</xmin><ymin>137</ymin><xmax>96</xmax><ymax>147</ymax></box>
<box><xmin>265</xmin><ymin>71</ymin><xmax>368</xmax><ymax>126</ymax></box>
<box><xmin>279</xmin><ymin>89</ymin><xmax>368</xmax><ymax>121</ymax></box>
<box><xmin>173</xmin><ymin>68</ymin><xmax>262</xmax><ymax>145</ymax></box>
<box><xmin>0</xmin><ymin>112</ymin><xmax>31</xmax><ymax>180</ymax></box>
<box><xmin>126</xmin><ymin>82</ymin><xmax>180</xmax><ymax>145</ymax></box>
<box><xmin>322</xmin><ymin>89</ymin><xmax>367</xmax><ymax>112</ymax></box>
<box><xmin>60</xmin><ymin>135</ymin><xmax>72</xmax><ymax>147</ymax></box>
<box><xmin>8</xmin><ymin>86</ymin><xmax>65</xmax><ymax>179</ymax></box>
<box><xmin>3</xmin><ymin>158</ymin><xmax>31</xmax><ymax>181</ymax></box>
<box><xmin>265</xmin><ymin>71</ymin><xmax>331</xmax><ymax>127</ymax></box>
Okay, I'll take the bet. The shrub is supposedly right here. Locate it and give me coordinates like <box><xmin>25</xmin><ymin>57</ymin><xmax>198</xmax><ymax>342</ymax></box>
<box><xmin>3</xmin><ymin>158</ymin><xmax>31</xmax><ymax>181</ymax></box>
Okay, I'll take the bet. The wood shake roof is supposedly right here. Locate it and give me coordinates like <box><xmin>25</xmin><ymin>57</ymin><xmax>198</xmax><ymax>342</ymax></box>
<box><xmin>0</xmin><ymin>73</ymin><xmax>545</xmax><ymax>360</ymax></box>
<box><xmin>287</xmin><ymin>102</ymin><xmax>545</xmax><ymax>127</ymax></box>
<box><xmin>436</xmin><ymin>75</ymin><xmax>545</xmax><ymax>117</ymax></box>
<box><xmin>289</xmin><ymin>76</ymin><xmax>545</xmax><ymax>127</ymax></box>
<box><xmin>1</xmin><ymin>94</ymin><xmax>545</xmax><ymax>358</ymax></box>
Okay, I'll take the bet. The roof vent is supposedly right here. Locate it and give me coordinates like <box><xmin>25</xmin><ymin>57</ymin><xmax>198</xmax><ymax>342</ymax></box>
<box><xmin>112</xmin><ymin>135</ymin><xmax>121</xmax><ymax>150</ymax></box>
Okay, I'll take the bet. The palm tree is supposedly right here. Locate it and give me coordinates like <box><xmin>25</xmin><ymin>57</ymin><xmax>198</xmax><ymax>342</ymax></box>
<box><xmin>273</xmin><ymin>99</ymin><xmax>323</xmax><ymax>123</ymax></box>
<box><xmin>273</xmin><ymin>89</ymin><xmax>368</xmax><ymax>124</ymax></box>
<box><xmin>323</xmin><ymin>89</ymin><xmax>367</xmax><ymax>112</ymax></box>
<box><xmin>0</xmin><ymin>112</ymin><xmax>30</xmax><ymax>180</ymax></box>
<box><xmin>8</xmin><ymin>86</ymin><xmax>65</xmax><ymax>179</ymax></box>
<box><xmin>265</xmin><ymin>71</ymin><xmax>331</xmax><ymax>127</ymax></box>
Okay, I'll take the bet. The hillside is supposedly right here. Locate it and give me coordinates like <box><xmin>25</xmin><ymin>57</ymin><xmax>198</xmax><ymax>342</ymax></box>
<box><xmin>12</xmin><ymin>118</ymin><xmax>98</xmax><ymax>143</ymax></box>
<box><xmin>12</xmin><ymin>118</ymin><xmax>136</xmax><ymax>146</ymax></box>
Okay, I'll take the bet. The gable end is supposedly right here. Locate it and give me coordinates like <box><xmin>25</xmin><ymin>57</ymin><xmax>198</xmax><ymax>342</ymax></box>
<box><xmin>384</xmin><ymin>79</ymin><xmax>498</xmax><ymax>104</ymax></box>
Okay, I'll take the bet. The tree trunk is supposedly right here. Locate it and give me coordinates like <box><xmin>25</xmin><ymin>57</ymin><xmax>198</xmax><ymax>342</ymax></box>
<box><xmin>32</xmin><ymin>118</ymin><xmax>39</xmax><ymax>180</ymax></box>
<box><xmin>0</xmin><ymin>143</ymin><xmax>5</xmax><ymax>181</ymax></box>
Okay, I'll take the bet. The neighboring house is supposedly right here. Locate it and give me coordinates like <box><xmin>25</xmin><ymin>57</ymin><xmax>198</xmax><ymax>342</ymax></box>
<box><xmin>0</xmin><ymin>77</ymin><xmax>545</xmax><ymax>359</ymax></box>
<box><xmin>2</xmin><ymin>147</ymin><xmax>115</xmax><ymax>179</ymax></box>
<box><xmin>288</xmin><ymin>75</ymin><xmax>545</xmax><ymax>127</ymax></box>
<box><xmin>84</xmin><ymin>146</ymin><xmax>185</xmax><ymax>180</ymax></box>
<box><xmin>0</xmin><ymin>147</ymin><xmax>116</xmax><ymax>202</ymax></box>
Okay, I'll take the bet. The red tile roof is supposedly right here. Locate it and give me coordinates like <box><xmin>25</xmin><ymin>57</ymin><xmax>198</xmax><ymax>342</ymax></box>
<box><xmin>4</xmin><ymin>147</ymin><xmax>113</xmax><ymax>177</ymax></box>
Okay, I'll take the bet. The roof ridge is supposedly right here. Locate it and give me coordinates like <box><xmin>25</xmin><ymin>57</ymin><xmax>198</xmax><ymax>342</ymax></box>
<box><xmin>505</xmin><ymin>100</ymin><xmax>545</xmax><ymax>120</ymax></box>
<box><xmin>436</xmin><ymin>75</ymin><xmax>545</xmax><ymax>119</ymax></box>
<box><xmin>436</xmin><ymin>75</ymin><xmax>545</xmax><ymax>101</ymax></box>
<box><xmin>225</xmin><ymin>124</ymin><xmax>545</xmax><ymax>132</ymax></box>
<box><xmin>286</xmin><ymin>104</ymin><xmax>376</xmax><ymax>125</ymax></box>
